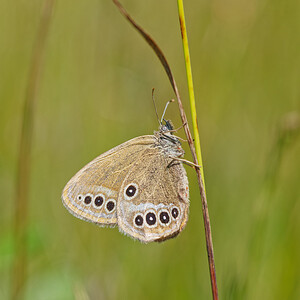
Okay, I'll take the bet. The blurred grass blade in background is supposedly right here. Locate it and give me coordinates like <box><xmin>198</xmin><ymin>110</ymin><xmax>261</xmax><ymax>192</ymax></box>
<box><xmin>11</xmin><ymin>1</ymin><xmax>54</xmax><ymax>299</ymax></box>
<box><xmin>245</xmin><ymin>111</ymin><xmax>300</xmax><ymax>299</ymax></box>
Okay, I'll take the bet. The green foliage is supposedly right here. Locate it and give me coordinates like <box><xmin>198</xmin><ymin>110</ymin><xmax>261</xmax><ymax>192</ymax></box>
<box><xmin>0</xmin><ymin>0</ymin><xmax>299</xmax><ymax>299</ymax></box>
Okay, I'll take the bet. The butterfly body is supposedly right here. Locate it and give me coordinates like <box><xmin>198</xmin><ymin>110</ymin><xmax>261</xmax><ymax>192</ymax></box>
<box><xmin>62</xmin><ymin>125</ymin><xmax>189</xmax><ymax>243</ymax></box>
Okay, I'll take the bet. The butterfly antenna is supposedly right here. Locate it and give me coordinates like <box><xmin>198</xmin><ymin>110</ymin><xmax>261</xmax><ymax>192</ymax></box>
<box><xmin>152</xmin><ymin>88</ymin><xmax>160</xmax><ymax>125</ymax></box>
<box><xmin>160</xmin><ymin>99</ymin><xmax>174</xmax><ymax>124</ymax></box>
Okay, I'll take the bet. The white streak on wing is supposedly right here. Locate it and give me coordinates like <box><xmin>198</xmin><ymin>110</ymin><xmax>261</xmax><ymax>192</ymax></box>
<box><xmin>119</xmin><ymin>201</ymin><xmax>184</xmax><ymax>239</ymax></box>
<box><xmin>127</xmin><ymin>202</ymin><xmax>173</xmax><ymax>212</ymax></box>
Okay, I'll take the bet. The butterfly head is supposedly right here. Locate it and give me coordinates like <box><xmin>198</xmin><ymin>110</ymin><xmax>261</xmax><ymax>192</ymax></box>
<box><xmin>155</xmin><ymin>119</ymin><xmax>185</xmax><ymax>158</ymax></box>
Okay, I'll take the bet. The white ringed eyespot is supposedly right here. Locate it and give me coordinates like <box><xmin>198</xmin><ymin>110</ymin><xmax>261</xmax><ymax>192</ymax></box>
<box><xmin>93</xmin><ymin>194</ymin><xmax>105</xmax><ymax>209</ymax></box>
<box><xmin>158</xmin><ymin>209</ymin><xmax>171</xmax><ymax>226</ymax></box>
<box><xmin>133</xmin><ymin>213</ymin><xmax>144</xmax><ymax>228</ymax></box>
<box><xmin>171</xmin><ymin>206</ymin><xmax>180</xmax><ymax>220</ymax></box>
<box><xmin>144</xmin><ymin>209</ymin><xmax>157</xmax><ymax>228</ymax></box>
<box><xmin>83</xmin><ymin>194</ymin><xmax>93</xmax><ymax>206</ymax></box>
<box><xmin>124</xmin><ymin>183</ymin><xmax>139</xmax><ymax>200</ymax></box>
<box><xmin>105</xmin><ymin>199</ymin><xmax>116</xmax><ymax>213</ymax></box>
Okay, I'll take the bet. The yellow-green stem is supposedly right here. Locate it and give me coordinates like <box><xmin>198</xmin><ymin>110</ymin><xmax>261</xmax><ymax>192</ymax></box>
<box><xmin>177</xmin><ymin>0</ymin><xmax>205</xmax><ymax>191</ymax></box>
<box><xmin>177</xmin><ymin>2</ymin><xmax>219</xmax><ymax>300</ymax></box>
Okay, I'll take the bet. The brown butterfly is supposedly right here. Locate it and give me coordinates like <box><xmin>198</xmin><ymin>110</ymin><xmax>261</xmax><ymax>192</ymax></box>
<box><xmin>62</xmin><ymin>108</ymin><xmax>189</xmax><ymax>243</ymax></box>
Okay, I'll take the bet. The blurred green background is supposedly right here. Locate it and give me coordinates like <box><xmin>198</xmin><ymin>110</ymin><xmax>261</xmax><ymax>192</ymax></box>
<box><xmin>1</xmin><ymin>0</ymin><xmax>299</xmax><ymax>299</ymax></box>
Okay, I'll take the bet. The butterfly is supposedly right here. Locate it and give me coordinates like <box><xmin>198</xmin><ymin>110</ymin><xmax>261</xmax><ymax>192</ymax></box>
<box><xmin>62</xmin><ymin>117</ymin><xmax>189</xmax><ymax>243</ymax></box>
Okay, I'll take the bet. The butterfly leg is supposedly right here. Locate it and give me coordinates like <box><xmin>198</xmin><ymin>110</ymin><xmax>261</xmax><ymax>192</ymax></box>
<box><xmin>165</xmin><ymin>122</ymin><xmax>187</xmax><ymax>134</ymax></box>
<box><xmin>168</xmin><ymin>157</ymin><xmax>201</xmax><ymax>169</ymax></box>
<box><xmin>163</xmin><ymin>122</ymin><xmax>188</xmax><ymax>142</ymax></box>
<box><xmin>163</xmin><ymin>135</ymin><xmax>187</xmax><ymax>143</ymax></box>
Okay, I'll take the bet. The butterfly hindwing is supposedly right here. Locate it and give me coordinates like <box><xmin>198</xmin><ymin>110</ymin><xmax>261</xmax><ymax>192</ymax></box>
<box><xmin>117</xmin><ymin>147</ymin><xmax>189</xmax><ymax>243</ymax></box>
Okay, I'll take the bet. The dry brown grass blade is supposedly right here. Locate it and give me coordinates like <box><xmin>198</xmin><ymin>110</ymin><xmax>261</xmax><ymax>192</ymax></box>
<box><xmin>11</xmin><ymin>1</ymin><xmax>54</xmax><ymax>299</ymax></box>
<box><xmin>112</xmin><ymin>1</ymin><xmax>218</xmax><ymax>299</ymax></box>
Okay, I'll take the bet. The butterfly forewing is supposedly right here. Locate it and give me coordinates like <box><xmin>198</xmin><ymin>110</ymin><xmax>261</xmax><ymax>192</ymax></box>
<box><xmin>62</xmin><ymin>136</ymin><xmax>155</xmax><ymax>226</ymax></box>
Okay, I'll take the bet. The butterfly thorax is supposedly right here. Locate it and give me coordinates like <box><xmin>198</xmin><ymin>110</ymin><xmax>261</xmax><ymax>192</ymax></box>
<box><xmin>154</xmin><ymin>127</ymin><xmax>184</xmax><ymax>159</ymax></box>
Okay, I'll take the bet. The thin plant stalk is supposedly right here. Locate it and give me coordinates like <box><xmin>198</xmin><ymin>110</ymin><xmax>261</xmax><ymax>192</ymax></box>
<box><xmin>112</xmin><ymin>1</ymin><xmax>218</xmax><ymax>299</ymax></box>
<box><xmin>11</xmin><ymin>1</ymin><xmax>54</xmax><ymax>299</ymax></box>
<box><xmin>177</xmin><ymin>0</ymin><xmax>205</xmax><ymax>189</ymax></box>
<box><xmin>177</xmin><ymin>1</ymin><xmax>218</xmax><ymax>299</ymax></box>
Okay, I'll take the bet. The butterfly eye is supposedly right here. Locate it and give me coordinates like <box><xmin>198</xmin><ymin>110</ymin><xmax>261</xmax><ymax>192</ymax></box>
<box><xmin>105</xmin><ymin>199</ymin><xmax>116</xmax><ymax>213</ymax></box>
<box><xmin>159</xmin><ymin>210</ymin><xmax>170</xmax><ymax>226</ymax></box>
<box><xmin>133</xmin><ymin>213</ymin><xmax>144</xmax><ymax>228</ymax></box>
<box><xmin>124</xmin><ymin>183</ymin><xmax>138</xmax><ymax>200</ymax></box>
<box><xmin>93</xmin><ymin>194</ymin><xmax>105</xmax><ymax>209</ymax></box>
<box><xmin>84</xmin><ymin>194</ymin><xmax>93</xmax><ymax>205</ymax></box>
<box><xmin>145</xmin><ymin>211</ymin><xmax>157</xmax><ymax>227</ymax></box>
<box><xmin>171</xmin><ymin>207</ymin><xmax>180</xmax><ymax>220</ymax></box>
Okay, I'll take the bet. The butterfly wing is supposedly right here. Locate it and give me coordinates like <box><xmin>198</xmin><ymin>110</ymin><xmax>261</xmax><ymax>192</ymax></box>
<box><xmin>62</xmin><ymin>135</ymin><xmax>155</xmax><ymax>226</ymax></box>
<box><xmin>117</xmin><ymin>147</ymin><xmax>189</xmax><ymax>243</ymax></box>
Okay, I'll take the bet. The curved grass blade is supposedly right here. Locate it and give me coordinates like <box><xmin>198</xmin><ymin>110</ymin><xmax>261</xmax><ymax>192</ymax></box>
<box><xmin>112</xmin><ymin>1</ymin><xmax>218</xmax><ymax>299</ymax></box>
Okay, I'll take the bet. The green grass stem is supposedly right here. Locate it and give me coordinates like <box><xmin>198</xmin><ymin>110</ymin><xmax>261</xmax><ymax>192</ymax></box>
<box><xmin>177</xmin><ymin>1</ymin><xmax>218</xmax><ymax>299</ymax></box>
<box><xmin>177</xmin><ymin>0</ymin><xmax>206</xmax><ymax>190</ymax></box>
